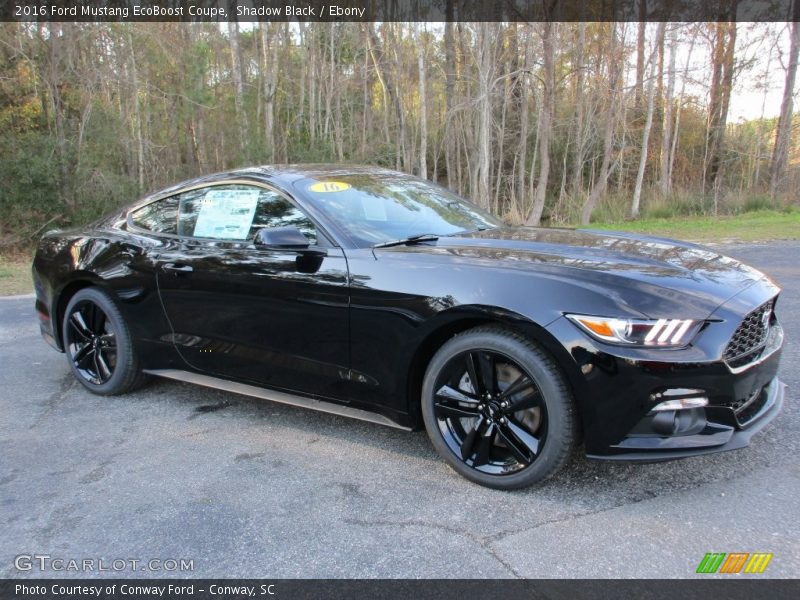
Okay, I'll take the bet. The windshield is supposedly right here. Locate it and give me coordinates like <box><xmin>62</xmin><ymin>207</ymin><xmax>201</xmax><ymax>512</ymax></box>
<box><xmin>293</xmin><ymin>172</ymin><xmax>501</xmax><ymax>247</ymax></box>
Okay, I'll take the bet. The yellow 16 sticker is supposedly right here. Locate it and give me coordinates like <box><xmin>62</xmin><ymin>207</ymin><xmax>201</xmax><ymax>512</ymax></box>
<box><xmin>308</xmin><ymin>181</ymin><xmax>352</xmax><ymax>193</ymax></box>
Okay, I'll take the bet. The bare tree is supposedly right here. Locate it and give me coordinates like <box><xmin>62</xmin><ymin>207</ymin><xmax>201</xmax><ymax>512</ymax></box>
<box><xmin>770</xmin><ymin>9</ymin><xmax>800</xmax><ymax>197</ymax></box>
<box><xmin>631</xmin><ymin>24</ymin><xmax>662</xmax><ymax>218</ymax></box>
<box><xmin>526</xmin><ymin>22</ymin><xmax>556</xmax><ymax>225</ymax></box>
<box><xmin>705</xmin><ymin>17</ymin><xmax>737</xmax><ymax>194</ymax></box>
<box><xmin>659</xmin><ymin>24</ymin><xmax>677</xmax><ymax>194</ymax></box>
<box><xmin>417</xmin><ymin>23</ymin><xmax>428</xmax><ymax>179</ymax></box>
<box><xmin>226</xmin><ymin>15</ymin><xmax>248</xmax><ymax>159</ymax></box>
<box><xmin>581</xmin><ymin>24</ymin><xmax>624</xmax><ymax>225</ymax></box>
<box><xmin>472</xmin><ymin>22</ymin><xmax>498</xmax><ymax>210</ymax></box>
<box><xmin>259</xmin><ymin>23</ymin><xmax>278</xmax><ymax>163</ymax></box>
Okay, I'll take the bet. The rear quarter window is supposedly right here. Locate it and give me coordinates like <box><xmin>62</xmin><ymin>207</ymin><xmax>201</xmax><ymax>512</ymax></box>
<box><xmin>129</xmin><ymin>197</ymin><xmax>179</xmax><ymax>234</ymax></box>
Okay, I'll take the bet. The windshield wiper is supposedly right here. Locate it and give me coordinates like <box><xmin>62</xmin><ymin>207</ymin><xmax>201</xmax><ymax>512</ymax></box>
<box><xmin>372</xmin><ymin>233</ymin><xmax>440</xmax><ymax>249</ymax></box>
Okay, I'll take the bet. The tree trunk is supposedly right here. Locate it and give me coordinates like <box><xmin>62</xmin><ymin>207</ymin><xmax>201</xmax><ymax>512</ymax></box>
<box><xmin>635</xmin><ymin>0</ymin><xmax>647</xmax><ymax>110</ymax></box>
<box><xmin>260</xmin><ymin>23</ymin><xmax>277</xmax><ymax>163</ymax></box>
<box><xmin>570</xmin><ymin>22</ymin><xmax>587</xmax><ymax>196</ymax></box>
<box><xmin>705</xmin><ymin>19</ymin><xmax>737</xmax><ymax>190</ymax></box>
<box><xmin>526</xmin><ymin>22</ymin><xmax>555</xmax><ymax>226</ymax></box>
<box><xmin>631</xmin><ymin>41</ymin><xmax>658</xmax><ymax>218</ymax></box>
<box><xmin>659</xmin><ymin>24</ymin><xmax>676</xmax><ymax>195</ymax></box>
<box><xmin>227</xmin><ymin>17</ymin><xmax>248</xmax><ymax>159</ymax></box>
<box><xmin>669</xmin><ymin>26</ymin><xmax>698</xmax><ymax>189</ymax></box>
<box><xmin>444</xmin><ymin>0</ymin><xmax>456</xmax><ymax>187</ymax></box>
<box><xmin>516</xmin><ymin>28</ymin><xmax>532</xmax><ymax>210</ymax></box>
<box><xmin>770</xmin><ymin>11</ymin><xmax>799</xmax><ymax>197</ymax></box>
<box><xmin>417</xmin><ymin>24</ymin><xmax>428</xmax><ymax>179</ymax></box>
<box><xmin>473</xmin><ymin>22</ymin><xmax>496</xmax><ymax>210</ymax></box>
<box><xmin>127</xmin><ymin>29</ymin><xmax>145</xmax><ymax>191</ymax></box>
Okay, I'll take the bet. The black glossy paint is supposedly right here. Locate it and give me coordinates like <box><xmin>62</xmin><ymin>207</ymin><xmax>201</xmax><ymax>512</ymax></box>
<box><xmin>32</xmin><ymin>165</ymin><xmax>785</xmax><ymax>459</ymax></box>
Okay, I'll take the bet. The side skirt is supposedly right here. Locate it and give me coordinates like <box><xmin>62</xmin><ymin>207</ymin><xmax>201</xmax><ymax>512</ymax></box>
<box><xmin>144</xmin><ymin>368</ymin><xmax>412</xmax><ymax>431</ymax></box>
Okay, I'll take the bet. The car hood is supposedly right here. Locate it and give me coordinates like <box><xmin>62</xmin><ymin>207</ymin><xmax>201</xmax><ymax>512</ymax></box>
<box><xmin>386</xmin><ymin>226</ymin><xmax>778</xmax><ymax>319</ymax></box>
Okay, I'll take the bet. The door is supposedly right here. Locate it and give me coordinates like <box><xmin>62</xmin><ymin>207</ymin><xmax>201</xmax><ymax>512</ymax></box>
<box><xmin>142</xmin><ymin>183</ymin><xmax>351</xmax><ymax>399</ymax></box>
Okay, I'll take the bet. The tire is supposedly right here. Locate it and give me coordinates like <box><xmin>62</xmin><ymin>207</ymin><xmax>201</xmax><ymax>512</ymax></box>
<box><xmin>62</xmin><ymin>287</ymin><xmax>147</xmax><ymax>395</ymax></box>
<box><xmin>421</xmin><ymin>325</ymin><xmax>577</xmax><ymax>490</ymax></box>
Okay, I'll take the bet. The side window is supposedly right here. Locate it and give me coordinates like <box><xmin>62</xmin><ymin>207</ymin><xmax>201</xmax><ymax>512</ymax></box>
<box><xmin>130</xmin><ymin>197</ymin><xmax>178</xmax><ymax>234</ymax></box>
<box><xmin>249</xmin><ymin>190</ymin><xmax>318</xmax><ymax>245</ymax></box>
<box><xmin>131</xmin><ymin>185</ymin><xmax>319</xmax><ymax>245</ymax></box>
<box><xmin>178</xmin><ymin>186</ymin><xmax>260</xmax><ymax>241</ymax></box>
<box><xmin>177</xmin><ymin>185</ymin><xmax>317</xmax><ymax>244</ymax></box>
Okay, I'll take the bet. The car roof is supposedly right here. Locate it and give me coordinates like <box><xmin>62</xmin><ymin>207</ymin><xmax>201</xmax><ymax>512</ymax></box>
<box><xmin>138</xmin><ymin>164</ymin><xmax>403</xmax><ymax>206</ymax></box>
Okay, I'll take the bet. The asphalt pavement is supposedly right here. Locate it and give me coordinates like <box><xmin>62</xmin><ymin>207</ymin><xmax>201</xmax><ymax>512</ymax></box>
<box><xmin>1</xmin><ymin>241</ymin><xmax>798</xmax><ymax>578</ymax></box>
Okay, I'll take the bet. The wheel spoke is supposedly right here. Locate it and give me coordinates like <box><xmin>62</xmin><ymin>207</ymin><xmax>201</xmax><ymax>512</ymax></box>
<box><xmin>472</xmin><ymin>423</ymin><xmax>496</xmax><ymax>467</ymax></box>
<box><xmin>465</xmin><ymin>353</ymin><xmax>485</xmax><ymax>396</ymax></box>
<box><xmin>434</xmin><ymin>402</ymin><xmax>480</xmax><ymax>419</ymax></box>
<box><xmin>476</xmin><ymin>352</ymin><xmax>497</xmax><ymax>395</ymax></box>
<box><xmin>436</xmin><ymin>384</ymin><xmax>479</xmax><ymax>405</ymax></box>
<box><xmin>94</xmin><ymin>350</ymin><xmax>112</xmax><ymax>381</ymax></box>
<box><xmin>466</xmin><ymin>351</ymin><xmax>497</xmax><ymax>396</ymax></box>
<box><xmin>507</xmin><ymin>388</ymin><xmax>542</xmax><ymax>412</ymax></box>
<box><xmin>72</xmin><ymin>343</ymin><xmax>93</xmax><ymax>367</ymax></box>
<box><xmin>69</xmin><ymin>312</ymin><xmax>93</xmax><ymax>341</ymax></box>
<box><xmin>496</xmin><ymin>422</ymin><xmax>533</xmax><ymax>464</ymax></box>
<box><xmin>89</xmin><ymin>303</ymin><xmax>106</xmax><ymax>334</ymax></box>
<box><xmin>503</xmin><ymin>419</ymin><xmax>541</xmax><ymax>457</ymax></box>
<box><xmin>460</xmin><ymin>416</ymin><xmax>485</xmax><ymax>461</ymax></box>
<box><xmin>498</xmin><ymin>374</ymin><xmax>534</xmax><ymax>401</ymax></box>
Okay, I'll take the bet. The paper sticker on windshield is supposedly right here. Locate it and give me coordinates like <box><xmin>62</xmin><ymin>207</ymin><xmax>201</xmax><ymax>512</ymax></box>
<box><xmin>308</xmin><ymin>181</ymin><xmax>351</xmax><ymax>193</ymax></box>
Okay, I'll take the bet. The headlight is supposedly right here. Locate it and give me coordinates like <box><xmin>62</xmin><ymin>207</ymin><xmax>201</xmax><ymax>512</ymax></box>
<box><xmin>565</xmin><ymin>314</ymin><xmax>701</xmax><ymax>347</ymax></box>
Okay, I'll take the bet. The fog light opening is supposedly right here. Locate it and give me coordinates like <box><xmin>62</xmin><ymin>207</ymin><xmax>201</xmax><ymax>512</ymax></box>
<box><xmin>650</xmin><ymin>388</ymin><xmax>709</xmax><ymax>412</ymax></box>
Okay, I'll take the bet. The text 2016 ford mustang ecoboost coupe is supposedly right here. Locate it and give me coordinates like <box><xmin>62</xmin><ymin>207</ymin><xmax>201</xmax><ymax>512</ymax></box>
<box><xmin>32</xmin><ymin>165</ymin><xmax>785</xmax><ymax>489</ymax></box>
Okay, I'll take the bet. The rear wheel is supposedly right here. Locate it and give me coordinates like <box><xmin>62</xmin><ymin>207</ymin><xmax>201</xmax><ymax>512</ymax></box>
<box><xmin>62</xmin><ymin>287</ymin><xmax>146</xmax><ymax>395</ymax></box>
<box><xmin>421</xmin><ymin>326</ymin><xmax>576</xmax><ymax>489</ymax></box>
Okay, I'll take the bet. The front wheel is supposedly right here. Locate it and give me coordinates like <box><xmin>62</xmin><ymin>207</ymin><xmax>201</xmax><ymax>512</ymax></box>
<box><xmin>421</xmin><ymin>326</ymin><xmax>577</xmax><ymax>489</ymax></box>
<box><xmin>62</xmin><ymin>287</ymin><xmax>147</xmax><ymax>395</ymax></box>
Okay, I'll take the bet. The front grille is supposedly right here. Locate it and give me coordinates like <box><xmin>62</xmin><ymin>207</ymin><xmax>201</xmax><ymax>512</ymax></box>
<box><xmin>723</xmin><ymin>300</ymin><xmax>774</xmax><ymax>368</ymax></box>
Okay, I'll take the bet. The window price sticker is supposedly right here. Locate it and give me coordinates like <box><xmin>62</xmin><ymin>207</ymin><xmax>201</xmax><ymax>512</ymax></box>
<box><xmin>193</xmin><ymin>189</ymin><xmax>259</xmax><ymax>240</ymax></box>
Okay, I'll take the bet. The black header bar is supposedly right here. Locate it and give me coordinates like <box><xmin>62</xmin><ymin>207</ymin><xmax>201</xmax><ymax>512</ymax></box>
<box><xmin>2</xmin><ymin>579</ymin><xmax>800</xmax><ymax>600</ymax></box>
<box><xmin>1</xmin><ymin>0</ymin><xmax>798</xmax><ymax>23</ymax></box>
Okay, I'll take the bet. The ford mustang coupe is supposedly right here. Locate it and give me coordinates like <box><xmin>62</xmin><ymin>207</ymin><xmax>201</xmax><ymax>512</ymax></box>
<box><xmin>32</xmin><ymin>165</ymin><xmax>785</xmax><ymax>489</ymax></box>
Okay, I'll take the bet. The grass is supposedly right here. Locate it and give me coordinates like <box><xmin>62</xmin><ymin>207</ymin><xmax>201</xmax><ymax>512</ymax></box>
<box><xmin>587</xmin><ymin>209</ymin><xmax>800</xmax><ymax>243</ymax></box>
<box><xmin>0</xmin><ymin>255</ymin><xmax>32</xmax><ymax>296</ymax></box>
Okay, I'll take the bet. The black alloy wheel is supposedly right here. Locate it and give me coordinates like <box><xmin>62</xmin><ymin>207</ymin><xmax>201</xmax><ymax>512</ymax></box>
<box><xmin>62</xmin><ymin>287</ymin><xmax>147</xmax><ymax>395</ymax></box>
<box><xmin>65</xmin><ymin>299</ymin><xmax>117</xmax><ymax>385</ymax></box>
<box><xmin>421</xmin><ymin>326</ymin><xmax>576</xmax><ymax>489</ymax></box>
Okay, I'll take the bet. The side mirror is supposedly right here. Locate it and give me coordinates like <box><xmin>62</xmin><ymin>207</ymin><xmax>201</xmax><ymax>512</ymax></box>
<box><xmin>254</xmin><ymin>226</ymin><xmax>310</xmax><ymax>249</ymax></box>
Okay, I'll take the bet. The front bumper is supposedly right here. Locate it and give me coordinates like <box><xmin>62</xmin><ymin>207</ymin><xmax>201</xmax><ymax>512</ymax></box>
<box><xmin>545</xmin><ymin>313</ymin><xmax>785</xmax><ymax>461</ymax></box>
<box><xmin>587</xmin><ymin>377</ymin><xmax>785</xmax><ymax>462</ymax></box>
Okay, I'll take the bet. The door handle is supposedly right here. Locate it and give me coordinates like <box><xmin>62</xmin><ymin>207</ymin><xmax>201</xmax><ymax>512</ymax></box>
<box><xmin>162</xmin><ymin>263</ymin><xmax>193</xmax><ymax>273</ymax></box>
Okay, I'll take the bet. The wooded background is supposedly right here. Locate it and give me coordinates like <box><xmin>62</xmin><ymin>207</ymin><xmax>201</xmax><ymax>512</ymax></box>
<box><xmin>1</xmin><ymin>17</ymin><xmax>798</xmax><ymax>248</ymax></box>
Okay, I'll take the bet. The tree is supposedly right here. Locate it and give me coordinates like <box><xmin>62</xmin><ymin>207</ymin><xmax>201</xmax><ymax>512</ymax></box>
<box><xmin>770</xmin><ymin>6</ymin><xmax>800</xmax><ymax>197</ymax></box>
<box><xmin>581</xmin><ymin>24</ymin><xmax>624</xmax><ymax>225</ymax></box>
<box><xmin>631</xmin><ymin>24</ymin><xmax>662</xmax><ymax>218</ymax></box>
<box><xmin>705</xmin><ymin>18</ymin><xmax>737</xmax><ymax>196</ymax></box>
<box><xmin>526</xmin><ymin>22</ymin><xmax>556</xmax><ymax>225</ymax></box>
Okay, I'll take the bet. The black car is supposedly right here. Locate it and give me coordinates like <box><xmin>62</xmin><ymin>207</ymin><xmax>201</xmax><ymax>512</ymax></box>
<box><xmin>32</xmin><ymin>165</ymin><xmax>785</xmax><ymax>489</ymax></box>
